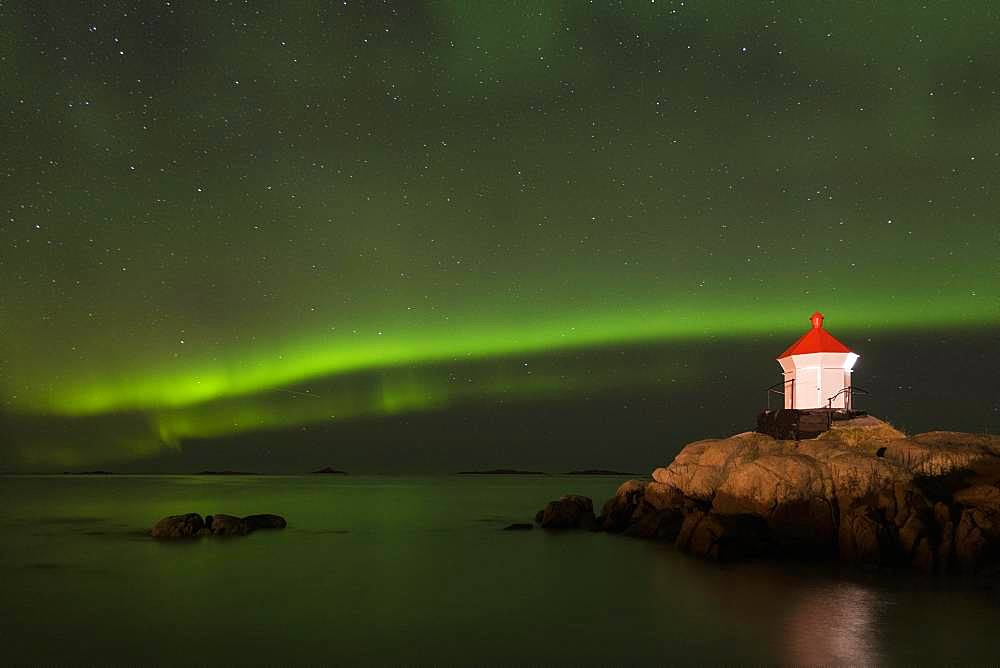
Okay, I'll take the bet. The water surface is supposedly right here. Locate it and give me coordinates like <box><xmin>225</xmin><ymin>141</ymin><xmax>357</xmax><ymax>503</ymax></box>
<box><xmin>1</xmin><ymin>475</ymin><xmax>996</xmax><ymax>664</ymax></box>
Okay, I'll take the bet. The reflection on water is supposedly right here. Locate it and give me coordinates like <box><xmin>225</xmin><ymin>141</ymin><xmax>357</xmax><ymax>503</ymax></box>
<box><xmin>0</xmin><ymin>475</ymin><xmax>996</xmax><ymax>664</ymax></box>
<box><xmin>784</xmin><ymin>583</ymin><xmax>880</xmax><ymax>665</ymax></box>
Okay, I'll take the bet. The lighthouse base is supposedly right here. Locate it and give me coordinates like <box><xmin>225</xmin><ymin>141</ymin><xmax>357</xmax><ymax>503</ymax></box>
<box><xmin>756</xmin><ymin>408</ymin><xmax>868</xmax><ymax>441</ymax></box>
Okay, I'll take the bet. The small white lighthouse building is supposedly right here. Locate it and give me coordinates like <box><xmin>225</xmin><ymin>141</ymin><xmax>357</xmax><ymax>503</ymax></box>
<box><xmin>776</xmin><ymin>312</ymin><xmax>859</xmax><ymax>410</ymax></box>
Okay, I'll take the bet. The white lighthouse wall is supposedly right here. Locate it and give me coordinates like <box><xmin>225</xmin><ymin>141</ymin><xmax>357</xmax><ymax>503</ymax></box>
<box><xmin>779</xmin><ymin>352</ymin><xmax>856</xmax><ymax>410</ymax></box>
<box><xmin>778</xmin><ymin>357</ymin><xmax>796</xmax><ymax>409</ymax></box>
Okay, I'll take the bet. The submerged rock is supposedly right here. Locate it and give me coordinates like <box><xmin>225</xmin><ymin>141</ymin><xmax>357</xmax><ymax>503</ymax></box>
<box><xmin>536</xmin><ymin>495</ymin><xmax>596</xmax><ymax>530</ymax></box>
<box><xmin>503</xmin><ymin>523</ymin><xmax>533</xmax><ymax>531</ymax></box>
<box><xmin>151</xmin><ymin>513</ymin><xmax>204</xmax><ymax>539</ymax></box>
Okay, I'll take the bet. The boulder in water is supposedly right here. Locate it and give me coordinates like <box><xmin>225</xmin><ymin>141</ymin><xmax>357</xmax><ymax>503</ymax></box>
<box><xmin>151</xmin><ymin>512</ymin><xmax>287</xmax><ymax>538</ymax></box>
<box><xmin>536</xmin><ymin>495</ymin><xmax>596</xmax><ymax>530</ymax></box>
<box><xmin>207</xmin><ymin>514</ymin><xmax>248</xmax><ymax>536</ymax></box>
<box><xmin>151</xmin><ymin>513</ymin><xmax>204</xmax><ymax>539</ymax></box>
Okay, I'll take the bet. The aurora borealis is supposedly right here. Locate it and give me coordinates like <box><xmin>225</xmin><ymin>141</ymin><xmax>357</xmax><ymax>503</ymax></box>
<box><xmin>1</xmin><ymin>2</ymin><xmax>997</xmax><ymax>471</ymax></box>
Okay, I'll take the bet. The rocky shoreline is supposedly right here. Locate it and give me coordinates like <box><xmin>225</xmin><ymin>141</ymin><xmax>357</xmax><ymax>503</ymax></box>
<box><xmin>536</xmin><ymin>416</ymin><xmax>1000</xmax><ymax>574</ymax></box>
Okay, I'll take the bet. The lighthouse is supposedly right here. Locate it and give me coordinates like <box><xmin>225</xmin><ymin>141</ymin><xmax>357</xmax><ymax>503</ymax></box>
<box><xmin>776</xmin><ymin>311</ymin><xmax>859</xmax><ymax>410</ymax></box>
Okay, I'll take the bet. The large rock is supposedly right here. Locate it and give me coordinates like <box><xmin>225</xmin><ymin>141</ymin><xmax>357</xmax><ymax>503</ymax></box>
<box><xmin>882</xmin><ymin>432</ymin><xmax>1000</xmax><ymax>477</ymax></box>
<box><xmin>580</xmin><ymin>418</ymin><xmax>1000</xmax><ymax>573</ymax></box>
<box><xmin>151</xmin><ymin>513</ymin><xmax>204</xmax><ymax>539</ymax></box>
<box><xmin>537</xmin><ymin>495</ymin><xmax>596</xmax><ymax>530</ymax></box>
<box><xmin>652</xmin><ymin>432</ymin><xmax>785</xmax><ymax>501</ymax></box>
<box><xmin>640</xmin><ymin>481</ymin><xmax>685</xmax><ymax>512</ymax></box>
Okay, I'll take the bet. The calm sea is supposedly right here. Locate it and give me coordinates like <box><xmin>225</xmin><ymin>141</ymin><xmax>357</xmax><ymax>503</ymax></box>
<box><xmin>0</xmin><ymin>474</ymin><xmax>996</xmax><ymax>665</ymax></box>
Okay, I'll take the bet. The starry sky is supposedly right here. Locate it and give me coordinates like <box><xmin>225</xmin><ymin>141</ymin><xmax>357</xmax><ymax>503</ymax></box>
<box><xmin>1</xmin><ymin>2</ymin><xmax>997</xmax><ymax>472</ymax></box>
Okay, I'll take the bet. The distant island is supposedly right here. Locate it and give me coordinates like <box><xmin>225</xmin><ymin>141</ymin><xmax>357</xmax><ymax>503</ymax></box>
<box><xmin>565</xmin><ymin>469</ymin><xmax>641</xmax><ymax>476</ymax></box>
<box><xmin>456</xmin><ymin>469</ymin><xmax>548</xmax><ymax>475</ymax></box>
<box><xmin>311</xmin><ymin>467</ymin><xmax>348</xmax><ymax>474</ymax></box>
<box><xmin>197</xmin><ymin>470</ymin><xmax>258</xmax><ymax>475</ymax></box>
<box><xmin>62</xmin><ymin>470</ymin><xmax>114</xmax><ymax>475</ymax></box>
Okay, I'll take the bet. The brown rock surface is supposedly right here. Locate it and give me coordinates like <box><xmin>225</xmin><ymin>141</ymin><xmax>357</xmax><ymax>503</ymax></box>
<box><xmin>600</xmin><ymin>480</ymin><xmax>648</xmax><ymax>532</ymax></box>
<box><xmin>563</xmin><ymin>416</ymin><xmax>1000</xmax><ymax>574</ymax></box>
<box><xmin>151</xmin><ymin>513</ymin><xmax>204</xmax><ymax>539</ymax></box>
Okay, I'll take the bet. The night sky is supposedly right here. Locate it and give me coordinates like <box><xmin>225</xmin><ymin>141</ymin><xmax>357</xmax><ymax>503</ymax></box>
<box><xmin>1</xmin><ymin>2</ymin><xmax>997</xmax><ymax>472</ymax></box>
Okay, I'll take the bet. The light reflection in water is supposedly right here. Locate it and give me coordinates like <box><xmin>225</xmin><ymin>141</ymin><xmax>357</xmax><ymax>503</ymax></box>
<box><xmin>644</xmin><ymin>548</ymin><xmax>890</xmax><ymax>663</ymax></box>
<box><xmin>783</xmin><ymin>583</ymin><xmax>882</xmax><ymax>665</ymax></box>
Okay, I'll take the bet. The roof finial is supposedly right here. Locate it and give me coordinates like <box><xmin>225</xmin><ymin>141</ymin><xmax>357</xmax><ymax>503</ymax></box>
<box><xmin>810</xmin><ymin>311</ymin><xmax>824</xmax><ymax>329</ymax></box>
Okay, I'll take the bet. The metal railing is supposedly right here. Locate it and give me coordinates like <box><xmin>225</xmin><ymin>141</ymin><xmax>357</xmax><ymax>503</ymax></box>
<box><xmin>826</xmin><ymin>385</ymin><xmax>869</xmax><ymax>412</ymax></box>
<box><xmin>765</xmin><ymin>379</ymin><xmax>795</xmax><ymax>411</ymax></box>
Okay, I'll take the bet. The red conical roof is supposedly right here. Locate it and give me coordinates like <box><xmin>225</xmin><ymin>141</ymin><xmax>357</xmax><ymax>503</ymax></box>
<box><xmin>777</xmin><ymin>311</ymin><xmax>852</xmax><ymax>359</ymax></box>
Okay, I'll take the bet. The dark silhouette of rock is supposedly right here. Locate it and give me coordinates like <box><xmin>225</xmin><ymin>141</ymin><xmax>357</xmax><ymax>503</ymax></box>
<box><xmin>503</xmin><ymin>523</ymin><xmax>533</xmax><ymax>531</ymax></box>
<box><xmin>536</xmin><ymin>495</ymin><xmax>596</xmax><ymax>529</ymax></box>
<box><xmin>151</xmin><ymin>513</ymin><xmax>204</xmax><ymax>538</ymax></box>
<box><xmin>207</xmin><ymin>514</ymin><xmax>248</xmax><ymax>536</ymax></box>
<box><xmin>311</xmin><ymin>467</ymin><xmax>347</xmax><ymax>474</ymax></box>
<box><xmin>243</xmin><ymin>514</ymin><xmax>287</xmax><ymax>530</ymax></box>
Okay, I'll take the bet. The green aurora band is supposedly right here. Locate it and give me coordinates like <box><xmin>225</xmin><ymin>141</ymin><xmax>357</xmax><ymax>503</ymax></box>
<box><xmin>6</xmin><ymin>296</ymin><xmax>992</xmax><ymax>421</ymax></box>
<box><xmin>3</xmin><ymin>2</ymin><xmax>999</xmax><ymax>469</ymax></box>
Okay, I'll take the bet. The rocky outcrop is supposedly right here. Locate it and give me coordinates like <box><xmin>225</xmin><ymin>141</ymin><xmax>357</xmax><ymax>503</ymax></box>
<box><xmin>535</xmin><ymin>495</ymin><xmax>597</xmax><ymax>530</ymax></box>
<box><xmin>549</xmin><ymin>416</ymin><xmax>1000</xmax><ymax>573</ymax></box>
<box><xmin>151</xmin><ymin>513</ymin><xmax>286</xmax><ymax>539</ymax></box>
